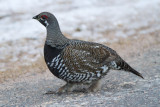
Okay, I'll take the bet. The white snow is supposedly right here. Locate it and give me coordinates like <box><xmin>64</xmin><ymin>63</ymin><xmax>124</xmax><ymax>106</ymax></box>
<box><xmin>0</xmin><ymin>0</ymin><xmax>160</xmax><ymax>42</ymax></box>
<box><xmin>0</xmin><ymin>0</ymin><xmax>160</xmax><ymax>71</ymax></box>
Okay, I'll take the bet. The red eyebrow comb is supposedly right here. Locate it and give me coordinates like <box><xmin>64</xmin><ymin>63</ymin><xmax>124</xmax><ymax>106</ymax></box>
<box><xmin>41</xmin><ymin>15</ymin><xmax>48</xmax><ymax>19</ymax></box>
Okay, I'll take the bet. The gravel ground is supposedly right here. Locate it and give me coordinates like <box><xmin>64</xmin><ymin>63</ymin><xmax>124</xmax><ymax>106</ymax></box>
<box><xmin>0</xmin><ymin>45</ymin><xmax>160</xmax><ymax>107</ymax></box>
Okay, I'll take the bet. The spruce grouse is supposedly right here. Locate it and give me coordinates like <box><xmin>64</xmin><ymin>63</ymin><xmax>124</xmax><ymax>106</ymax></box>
<box><xmin>33</xmin><ymin>12</ymin><xmax>143</xmax><ymax>94</ymax></box>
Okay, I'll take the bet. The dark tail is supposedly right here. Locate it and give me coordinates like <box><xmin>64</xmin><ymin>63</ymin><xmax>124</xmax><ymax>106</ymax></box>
<box><xmin>126</xmin><ymin>65</ymin><xmax>144</xmax><ymax>79</ymax></box>
<box><xmin>117</xmin><ymin>60</ymin><xmax>144</xmax><ymax>79</ymax></box>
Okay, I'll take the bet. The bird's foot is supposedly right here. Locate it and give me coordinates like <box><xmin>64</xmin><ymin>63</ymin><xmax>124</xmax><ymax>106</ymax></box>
<box><xmin>44</xmin><ymin>90</ymin><xmax>56</xmax><ymax>95</ymax></box>
<box><xmin>44</xmin><ymin>90</ymin><xmax>63</xmax><ymax>95</ymax></box>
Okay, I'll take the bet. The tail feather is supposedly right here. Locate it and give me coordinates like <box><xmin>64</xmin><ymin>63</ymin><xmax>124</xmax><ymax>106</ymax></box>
<box><xmin>126</xmin><ymin>66</ymin><xmax>144</xmax><ymax>79</ymax></box>
<box><xmin>117</xmin><ymin>60</ymin><xmax>144</xmax><ymax>79</ymax></box>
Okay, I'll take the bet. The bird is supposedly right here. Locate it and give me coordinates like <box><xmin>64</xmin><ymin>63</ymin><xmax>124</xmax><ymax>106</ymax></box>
<box><xmin>33</xmin><ymin>12</ymin><xmax>143</xmax><ymax>94</ymax></box>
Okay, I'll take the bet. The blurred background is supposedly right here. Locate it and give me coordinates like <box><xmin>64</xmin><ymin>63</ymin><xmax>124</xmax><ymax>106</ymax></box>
<box><xmin>0</xmin><ymin>0</ymin><xmax>160</xmax><ymax>106</ymax></box>
<box><xmin>0</xmin><ymin>0</ymin><xmax>160</xmax><ymax>82</ymax></box>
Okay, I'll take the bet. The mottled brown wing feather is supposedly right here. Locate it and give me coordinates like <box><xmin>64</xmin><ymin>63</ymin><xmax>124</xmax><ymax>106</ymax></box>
<box><xmin>61</xmin><ymin>42</ymin><xmax>116</xmax><ymax>74</ymax></box>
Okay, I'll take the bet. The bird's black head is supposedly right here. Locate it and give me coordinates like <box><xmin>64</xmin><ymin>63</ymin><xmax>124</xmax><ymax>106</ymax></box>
<box><xmin>33</xmin><ymin>12</ymin><xmax>54</xmax><ymax>27</ymax></box>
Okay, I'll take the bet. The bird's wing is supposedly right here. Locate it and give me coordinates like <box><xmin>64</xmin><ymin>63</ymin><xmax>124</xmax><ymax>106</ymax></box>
<box><xmin>61</xmin><ymin>42</ymin><xmax>117</xmax><ymax>74</ymax></box>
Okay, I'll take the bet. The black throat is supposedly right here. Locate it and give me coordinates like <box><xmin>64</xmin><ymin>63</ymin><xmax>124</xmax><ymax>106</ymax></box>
<box><xmin>44</xmin><ymin>43</ymin><xmax>63</xmax><ymax>77</ymax></box>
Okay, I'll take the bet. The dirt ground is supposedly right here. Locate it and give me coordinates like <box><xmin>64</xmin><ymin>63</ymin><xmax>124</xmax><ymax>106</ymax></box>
<box><xmin>0</xmin><ymin>34</ymin><xmax>160</xmax><ymax>106</ymax></box>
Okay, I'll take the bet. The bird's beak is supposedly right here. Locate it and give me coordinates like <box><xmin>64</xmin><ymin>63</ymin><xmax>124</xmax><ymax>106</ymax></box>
<box><xmin>32</xmin><ymin>15</ymin><xmax>38</xmax><ymax>19</ymax></box>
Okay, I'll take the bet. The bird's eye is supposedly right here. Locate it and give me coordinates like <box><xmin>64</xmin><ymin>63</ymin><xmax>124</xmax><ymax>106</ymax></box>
<box><xmin>41</xmin><ymin>15</ymin><xmax>48</xmax><ymax>19</ymax></box>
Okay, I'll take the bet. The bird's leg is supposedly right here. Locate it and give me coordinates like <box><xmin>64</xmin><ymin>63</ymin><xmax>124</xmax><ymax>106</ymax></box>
<box><xmin>44</xmin><ymin>83</ymin><xmax>74</xmax><ymax>95</ymax></box>
<box><xmin>88</xmin><ymin>79</ymin><xmax>102</xmax><ymax>92</ymax></box>
<box><xmin>45</xmin><ymin>81</ymin><xmax>102</xmax><ymax>95</ymax></box>
<box><xmin>58</xmin><ymin>83</ymin><xmax>91</xmax><ymax>94</ymax></box>
<box><xmin>57</xmin><ymin>83</ymin><xmax>75</xmax><ymax>94</ymax></box>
